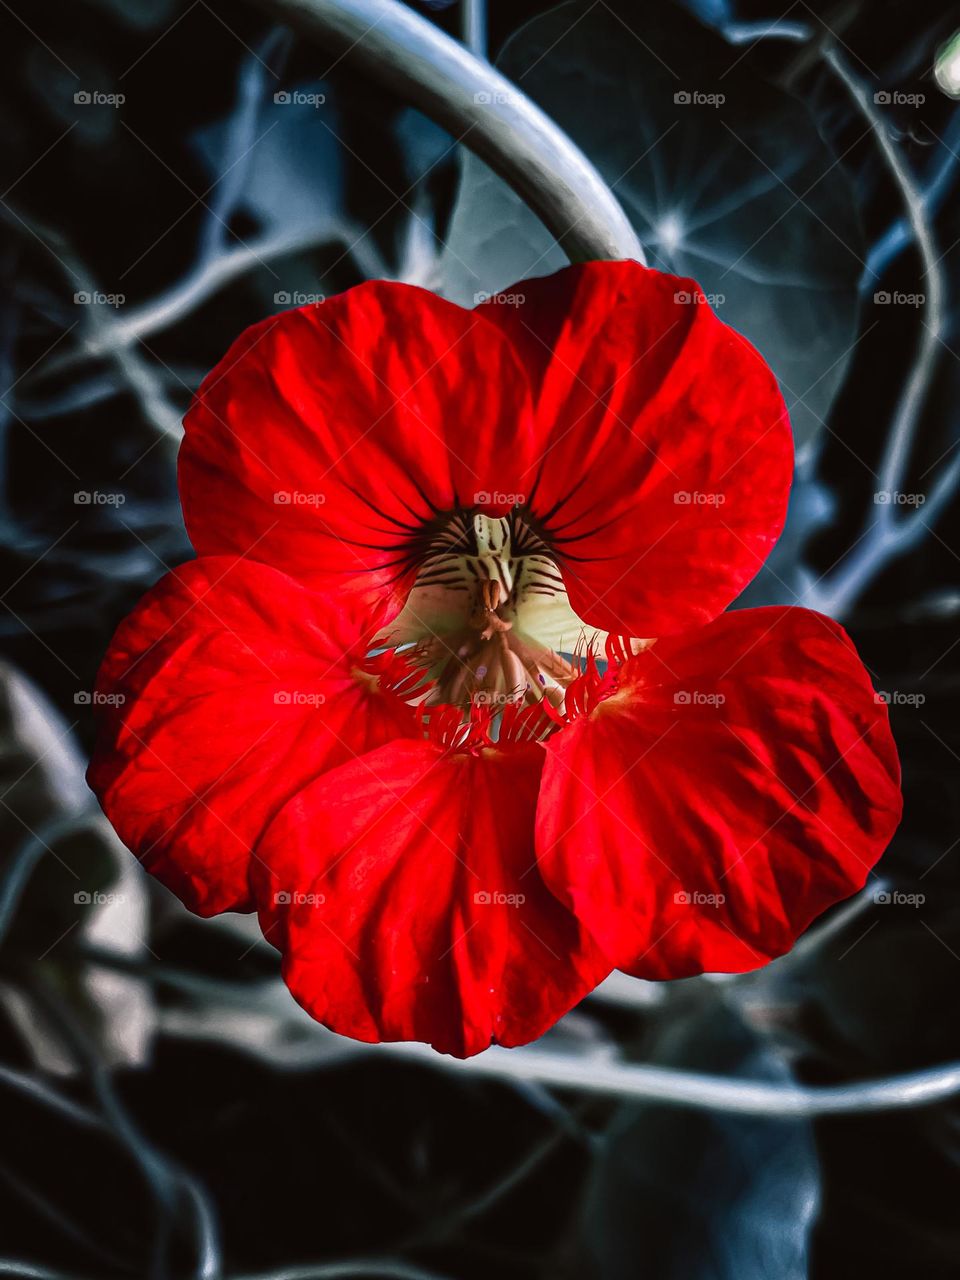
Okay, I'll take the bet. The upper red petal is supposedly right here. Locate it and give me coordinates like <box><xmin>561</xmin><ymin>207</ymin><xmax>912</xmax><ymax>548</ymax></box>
<box><xmin>252</xmin><ymin>739</ymin><xmax>611</xmax><ymax>1057</ymax></box>
<box><xmin>86</xmin><ymin>556</ymin><xmax>416</xmax><ymax>915</ymax></box>
<box><xmin>479</xmin><ymin>261</ymin><xmax>793</xmax><ymax>636</ymax></box>
<box><xmin>535</xmin><ymin>606</ymin><xmax>902</xmax><ymax>977</ymax></box>
<box><xmin>178</xmin><ymin>284</ymin><xmax>535</xmax><ymax>614</ymax></box>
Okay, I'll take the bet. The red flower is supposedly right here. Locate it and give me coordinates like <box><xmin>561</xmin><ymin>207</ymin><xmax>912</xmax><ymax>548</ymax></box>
<box><xmin>88</xmin><ymin>261</ymin><xmax>902</xmax><ymax>1058</ymax></box>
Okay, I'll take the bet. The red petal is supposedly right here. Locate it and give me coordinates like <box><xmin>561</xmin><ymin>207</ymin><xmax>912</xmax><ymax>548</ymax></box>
<box><xmin>87</xmin><ymin>557</ymin><xmax>415</xmax><ymax>915</ymax></box>
<box><xmin>179</xmin><ymin>285</ymin><xmax>534</xmax><ymax>614</ymax></box>
<box><xmin>252</xmin><ymin>739</ymin><xmax>611</xmax><ymax>1057</ymax></box>
<box><xmin>479</xmin><ymin>262</ymin><xmax>792</xmax><ymax>636</ymax></box>
<box><xmin>536</xmin><ymin>607</ymin><xmax>902</xmax><ymax>977</ymax></box>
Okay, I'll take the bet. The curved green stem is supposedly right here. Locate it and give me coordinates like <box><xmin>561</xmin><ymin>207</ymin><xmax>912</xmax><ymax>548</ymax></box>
<box><xmin>248</xmin><ymin>0</ymin><xmax>644</xmax><ymax>265</ymax></box>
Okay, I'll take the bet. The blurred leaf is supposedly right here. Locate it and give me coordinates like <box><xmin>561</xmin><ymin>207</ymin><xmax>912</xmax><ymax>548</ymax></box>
<box><xmin>0</xmin><ymin>1063</ymin><xmax>165</xmax><ymax>1275</ymax></box>
<box><xmin>440</xmin><ymin>0</ymin><xmax>864</xmax><ymax>449</ymax></box>
<box><xmin>0</xmin><ymin>660</ymin><xmax>153</xmax><ymax>1071</ymax></box>
<box><xmin>580</xmin><ymin>987</ymin><xmax>819</xmax><ymax>1280</ymax></box>
<box><xmin>193</xmin><ymin>81</ymin><xmax>346</xmax><ymax>249</ymax></box>
<box><xmin>0</xmin><ymin>658</ymin><xmax>91</xmax><ymax>826</ymax></box>
<box><xmin>116</xmin><ymin>1038</ymin><xmax>591</xmax><ymax>1278</ymax></box>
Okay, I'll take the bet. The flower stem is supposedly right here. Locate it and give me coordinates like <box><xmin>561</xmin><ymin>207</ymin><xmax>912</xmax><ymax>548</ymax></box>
<box><xmin>461</xmin><ymin>0</ymin><xmax>486</xmax><ymax>58</ymax></box>
<box><xmin>247</xmin><ymin>0</ymin><xmax>644</xmax><ymax>265</ymax></box>
<box><xmin>812</xmin><ymin>47</ymin><xmax>948</xmax><ymax>616</ymax></box>
<box><xmin>79</xmin><ymin>942</ymin><xmax>960</xmax><ymax>1118</ymax></box>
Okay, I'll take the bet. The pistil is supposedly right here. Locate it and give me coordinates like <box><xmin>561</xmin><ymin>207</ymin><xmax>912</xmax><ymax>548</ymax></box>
<box><xmin>375</xmin><ymin>507</ymin><xmax>609</xmax><ymax>719</ymax></box>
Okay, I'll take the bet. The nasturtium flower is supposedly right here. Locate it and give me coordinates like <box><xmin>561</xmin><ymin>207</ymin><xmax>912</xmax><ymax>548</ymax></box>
<box><xmin>88</xmin><ymin>261</ymin><xmax>902</xmax><ymax>1058</ymax></box>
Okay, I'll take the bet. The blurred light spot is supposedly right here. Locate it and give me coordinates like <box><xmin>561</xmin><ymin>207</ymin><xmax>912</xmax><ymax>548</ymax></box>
<box><xmin>658</xmin><ymin>213</ymin><xmax>684</xmax><ymax>253</ymax></box>
<box><xmin>935</xmin><ymin>31</ymin><xmax>960</xmax><ymax>99</ymax></box>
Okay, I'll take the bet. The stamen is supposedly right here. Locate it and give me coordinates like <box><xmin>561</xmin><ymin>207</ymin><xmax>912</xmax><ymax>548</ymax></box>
<box><xmin>366</xmin><ymin>506</ymin><xmax>638</xmax><ymax>737</ymax></box>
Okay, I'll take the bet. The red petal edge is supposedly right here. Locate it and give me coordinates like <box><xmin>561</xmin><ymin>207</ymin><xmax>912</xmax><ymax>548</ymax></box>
<box><xmin>178</xmin><ymin>283</ymin><xmax>535</xmax><ymax>618</ymax></box>
<box><xmin>87</xmin><ymin>557</ymin><xmax>416</xmax><ymax>914</ymax></box>
<box><xmin>535</xmin><ymin>606</ymin><xmax>902</xmax><ymax>977</ymax></box>
<box><xmin>480</xmin><ymin>261</ymin><xmax>793</xmax><ymax>636</ymax></box>
<box><xmin>252</xmin><ymin>738</ymin><xmax>612</xmax><ymax>1057</ymax></box>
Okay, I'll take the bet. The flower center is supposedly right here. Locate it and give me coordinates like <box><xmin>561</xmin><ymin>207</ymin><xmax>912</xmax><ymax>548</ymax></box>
<box><xmin>377</xmin><ymin>510</ymin><xmax>607</xmax><ymax>715</ymax></box>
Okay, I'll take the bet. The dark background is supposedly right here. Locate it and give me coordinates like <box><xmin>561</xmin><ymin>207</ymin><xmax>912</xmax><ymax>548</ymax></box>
<box><xmin>0</xmin><ymin>0</ymin><xmax>958</xmax><ymax>1277</ymax></box>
